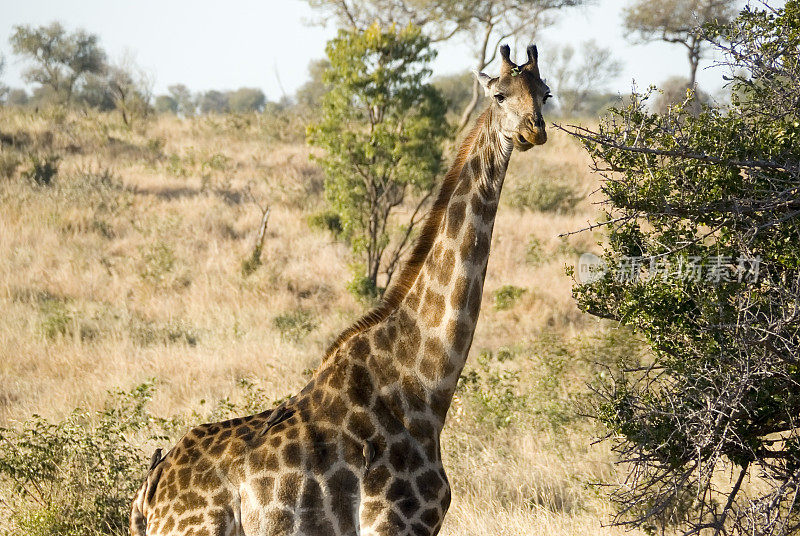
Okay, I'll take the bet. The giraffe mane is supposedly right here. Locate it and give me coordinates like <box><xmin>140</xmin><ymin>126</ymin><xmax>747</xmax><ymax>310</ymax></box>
<box><xmin>321</xmin><ymin>109</ymin><xmax>490</xmax><ymax>362</ymax></box>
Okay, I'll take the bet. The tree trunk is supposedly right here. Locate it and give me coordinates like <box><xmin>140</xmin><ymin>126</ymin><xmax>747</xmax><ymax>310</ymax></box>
<box><xmin>688</xmin><ymin>37</ymin><xmax>701</xmax><ymax>88</ymax></box>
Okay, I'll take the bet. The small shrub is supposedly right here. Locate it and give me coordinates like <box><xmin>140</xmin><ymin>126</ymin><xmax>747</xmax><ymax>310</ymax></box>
<box><xmin>493</xmin><ymin>284</ymin><xmax>527</xmax><ymax>310</ymax></box>
<box><xmin>307</xmin><ymin>210</ymin><xmax>343</xmax><ymax>237</ymax></box>
<box><xmin>240</xmin><ymin>246</ymin><xmax>262</xmax><ymax>277</ymax></box>
<box><xmin>555</xmin><ymin>237</ymin><xmax>580</xmax><ymax>257</ymax></box>
<box><xmin>146</xmin><ymin>136</ymin><xmax>165</xmax><ymax>154</ymax></box>
<box><xmin>347</xmin><ymin>273</ymin><xmax>379</xmax><ymax>303</ymax></box>
<box><xmin>37</xmin><ymin>298</ymin><xmax>98</xmax><ymax>342</ymax></box>
<box><xmin>130</xmin><ymin>318</ymin><xmax>199</xmax><ymax>347</ymax></box>
<box><xmin>140</xmin><ymin>242</ymin><xmax>176</xmax><ymax>284</ymax></box>
<box><xmin>507</xmin><ymin>176</ymin><xmax>579</xmax><ymax>213</ymax></box>
<box><xmin>457</xmin><ymin>349</ymin><xmax>528</xmax><ymax>428</ymax></box>
<box><xmin>528</xmin><ymin>338</ymin><xmax>574</xmax><ymax>430</ymax></box>
<box><xmin>199</xmin><ymin>378</ymin><xmax>274</xmax><ymax>422</ymax></box>
<box><xmin>165</xmin><ymin>154</ymin><xmax>187</xmax><ymax>177</ymax></box>
<box><xmin>22</xmin><ymin>153</ymin><xmax>59</xmax><ymax>186</ymax></box>
<box><xmin>202</xmin><ymin>152</ymin><xmax>230</xmax><ymax>173</ymax></box>
<box><xmin>37</xmin><ymin>298</ymin><xmax>73</xmax><ymax>340</ymax></box>
<box><xmin>0</xmin><ymin>151</ymin><xmax>21</xmax><ymax>179</ymax></box>
<box><xmin>525</xmin><ymin>237</ymin><xmax>546</xmax><ymax>265</ymax></box>
<box><xmin>272</xmin><ymin>310</ymin><xmax>317</xmax><ymax>342</ymax></box>
<box><xmin>0</xmin><ymin>383</ymin><xmax>169</xmax><ymax>536</ymax></box>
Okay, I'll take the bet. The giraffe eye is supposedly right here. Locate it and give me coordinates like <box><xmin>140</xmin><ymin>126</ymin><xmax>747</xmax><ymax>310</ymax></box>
<box><xmin>494</xmin><ymin>93</ymin><xmax>506</xmax><ymax>103</ymax></box>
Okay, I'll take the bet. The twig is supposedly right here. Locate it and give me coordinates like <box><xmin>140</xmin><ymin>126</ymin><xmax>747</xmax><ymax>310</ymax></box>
<box><xmin>558</xmin><ymin>213</ymin><xmax>637</xmax><ymax>237</ymax></box>
<box><xmin>555</xmin><ymin>123</ymin><xmax>795</xmax><ymax>173</ymax></box>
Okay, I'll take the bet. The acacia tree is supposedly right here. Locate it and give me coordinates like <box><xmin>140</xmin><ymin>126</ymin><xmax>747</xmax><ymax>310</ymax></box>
<box><xmin>167</xmin><ymin>84</ymin><xmax>196</xmax><ymax>117</ymax></box>
<box><xmin>228</xmin><ymin>88</ymin><xmax>266</xmax><ymax>113</ymax></box>
<box><xmin>567</xmin><ymin>2</ymin><xmax>800</xmax><ymax>534</ymax></box>
<box><xmin>198</xmin><ymin>90</ymin><xmax>229</xmax><ymax>114</ymax></box>
<box><xmin>308</xmin><ymin>23</ymin><xmax>449</xmax><ymax>296</ymax></box>
<box><xmin>9</xmin><ymin>22</ymin><xmax>106</xmax><ymax>103</ymax></box>
<box><xmin>296</xmin><ymin>59</ymin><xmax>332</xmax><ymax>108</ymax></box>
<box><xmin>622</xmin><ymin>0</ymin><xmax>738</xmax><ymax>88</ymax></box>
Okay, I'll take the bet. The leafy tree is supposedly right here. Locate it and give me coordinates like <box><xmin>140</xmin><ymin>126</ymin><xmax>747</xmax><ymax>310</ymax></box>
<box><xmin>432</xmin><ymin>70</ymin><xmax>474</xmax><ymax>116</ymax></box>
<box><xmin>546</xmin><ymin>40</ymin><xmax>623</xmax><ymax>117</ymax></box>
<box><xmin>568</xmin><ymin>3</ymin><xmax>800</xmax><ymax>534</ymax></box>
<box><xmin>6</xmin><ymin>88</ymin><xmax>29</xmax><ymax>107</ymax></box>
<box><xmin>167</xmin><ymin>84</ymin><xmax>196</xmax><ymax>117</ymax></box>
<box><xmin>652</xmin><ymin>75</ymin><xmax>711</xmax><ymax>114</ymax></box>
<box><xmin>198</xmin><ymin>89</ymin><xmax>229</xmax><ymax>114</ymax></box>
<box><xmin>9</xmin><ymin>21</ymin><xmax>106</xmax><ymax>103</ymax></box>
<box><xmin>154</xmin><ymin>94</ymin><xmax>178</xmax><ymax>114</ymax></box>
<box><xmin>295</xmin><ymin>58</ymin><xmax>331</xmax><ymax>108</ymax></box>
<box><xmin>106</xmin><ymin>53</ymin><xmax>153</xmax><ymax>128</ymax></box>
<box><xmin>228</xmin><ymin>87</ymin><xmax>266</xmax><ymax>113</ymax></box>
<box><xmin>622</xmin><ymin>0</ymin><xmax>737</xmax><ymax>88</ymax></box>
<box><xmin>307</xmin><ymin>23</ymin><xmax>449</xmax><ymax>294</ymax></box>
<box><xmin>76</xmin><ymin>72</ymin><xmax>116</xmax><ymax>110</ymax></box>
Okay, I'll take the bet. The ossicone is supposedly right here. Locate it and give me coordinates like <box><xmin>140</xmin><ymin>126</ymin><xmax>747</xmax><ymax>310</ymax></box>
<box><xmin>499</xmin><ymin>44</ymin><xmax>512</xmax><ymax>64</ymax></box>
<box><xmin>527</xmin><ymin>44</ymin><xmax>538</xmax><ymax>64</ymax></box>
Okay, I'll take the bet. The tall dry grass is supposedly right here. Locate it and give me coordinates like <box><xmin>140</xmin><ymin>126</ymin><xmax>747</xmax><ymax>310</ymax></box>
<box><xmin>0</xmin><ymin>106</ymin><xmax>642</xmax><ymax>535</ymax></box>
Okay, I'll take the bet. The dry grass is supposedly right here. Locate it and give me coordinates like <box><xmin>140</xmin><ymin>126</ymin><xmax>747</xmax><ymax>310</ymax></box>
<box><xmin>0</xmin><ymin>106</ymin><xmax>642</xmax><ymax>534</ymax></box>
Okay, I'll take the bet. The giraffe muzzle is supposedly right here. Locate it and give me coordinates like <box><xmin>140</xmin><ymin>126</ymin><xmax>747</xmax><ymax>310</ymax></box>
<box><xmin>514</xmin><ymin>129</ymin><xmax>546</xmax><ymax>150</ymax></box>
<box><xmin>515</xmin><ymin>117</ymin><xmax>547</xmax><ymax>150</ymax></box>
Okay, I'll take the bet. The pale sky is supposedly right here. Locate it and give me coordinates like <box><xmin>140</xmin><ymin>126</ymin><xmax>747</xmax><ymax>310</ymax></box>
<box><xmin>0</xmin><ymin>0</ymin><xmax>732</xmax><ymax>100</ymax></box>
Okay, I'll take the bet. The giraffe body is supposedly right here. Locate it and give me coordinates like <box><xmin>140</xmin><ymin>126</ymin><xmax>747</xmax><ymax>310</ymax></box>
<box><xmin>131</xmin><ymin>44</ymin><xmax>550</xmax><ymax>536</ymax></box>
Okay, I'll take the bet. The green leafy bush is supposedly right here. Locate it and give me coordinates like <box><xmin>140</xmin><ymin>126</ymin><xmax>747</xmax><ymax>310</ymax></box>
<box><xmin>307</xmin><ymin>210</ymin><xmax>343</xmax><ymax>237</ymax></box>
<box><xmin>493</xmin><ymin>284</ymin><xmax>527</xmax><ymax>310</ymax></box>
<box><xmin>0</xmin><ymin>151</ymin><xmax>21</xmax><ymax>179</ymax></box>
<box><xmin>22</xmin><ymin>153</ymin><xmax>59</xmax><ymax>186</ymax></box>
<box><xmin>507</xmin><ymin>176</ymin><xmax>579</xmax><ymax>213</ymax></box>
<box><xmin>240</xmin><ymin>245</ymin><xmax>263</xmax><ymax>277</ymax></box>
<box><xmin>139</xmin><ymin>242</ymin><xmax>176</xmax><ymax>284</ymax></box>
<box><xmin>272</xmin><ymin>310</ymin><xmax>317</xmax><ymax>342</ymax></box>
<box><xmin>129</xmin><ymin>317</ymin><xmax>199</xmax><ymax>347</ymax></box>
<box><xmin>457</xmin><ymin>349</ymin><xmax>528</xmax><ymax>428</ymax></box>
<box><xmin>37</xmin><ymin>297</ymin><xmax>99</xmax><ymax>342</ymax></box>
<box><xmin>346</xmin><ymin>271</ymin><xmax>380</xmax><ymax>303</ymax></box>
<box><xmin>201</xmin><ymin>152</ymin><xmax>230</xmax><ymax>173</ymax></box>
<box><xmin>0</xmin><ymin>383</ymin><xmax>168</xmax><ymax>536</ymax></box>
<box><xmin>525</xmin><ymin>237</ymin><xmax>546</xmax><ymax>265</ymax></box>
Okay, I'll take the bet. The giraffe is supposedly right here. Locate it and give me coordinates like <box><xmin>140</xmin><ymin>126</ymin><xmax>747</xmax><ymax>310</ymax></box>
<box><xmin>130</xmin><ymin>43</ymin><xmax>551</xmax><ymax>536</ymax></box>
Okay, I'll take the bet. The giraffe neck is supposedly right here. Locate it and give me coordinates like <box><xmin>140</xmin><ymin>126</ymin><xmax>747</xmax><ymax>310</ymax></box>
<box><xmin>393</xmin><ymin>107</ymin><xmax>512</xmax><ymax>423</ymax></box>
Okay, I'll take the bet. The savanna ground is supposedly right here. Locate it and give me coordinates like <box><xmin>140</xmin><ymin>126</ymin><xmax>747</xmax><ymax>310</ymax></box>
<box><xmin>0</xmin><ymin>106</ymin><xmax>647</xmax><ymax>535</ymax></box>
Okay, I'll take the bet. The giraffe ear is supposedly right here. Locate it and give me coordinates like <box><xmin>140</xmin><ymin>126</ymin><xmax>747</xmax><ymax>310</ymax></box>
<box><xmin>473</xmin><ymin>70</ymin><xmax>496</xmax><ymax>97</ymax></box>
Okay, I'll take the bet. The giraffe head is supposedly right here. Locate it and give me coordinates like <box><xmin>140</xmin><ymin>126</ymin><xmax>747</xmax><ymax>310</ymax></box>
<box><xmin>475</xmin><ymin>43</ymin><xmax>551</xmax><ymax>150</ymax></box>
